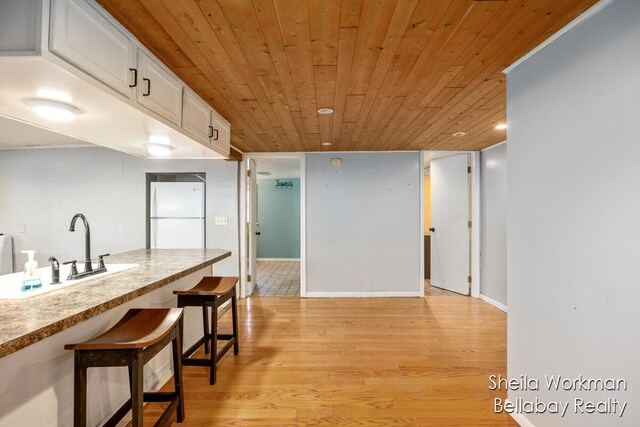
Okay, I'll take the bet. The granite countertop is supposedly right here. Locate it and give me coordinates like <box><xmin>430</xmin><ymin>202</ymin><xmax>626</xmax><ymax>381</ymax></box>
<box><xmin>0</xmin><ymin>249</ymin><xmax>231</xmax><ymax>358</ymax></box>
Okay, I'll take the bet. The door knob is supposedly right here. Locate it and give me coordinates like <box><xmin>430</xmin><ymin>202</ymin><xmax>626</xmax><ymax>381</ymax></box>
<box><xmin>429</xmin><ymin>227</ymin><xmax>435</xmax><ymax>232</ymax></box>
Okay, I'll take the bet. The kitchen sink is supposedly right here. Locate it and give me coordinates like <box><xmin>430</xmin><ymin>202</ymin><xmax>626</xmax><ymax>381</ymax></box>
<box><xmin>0</xmin><ymin>263</ymin><xmax>138</xmax><ymax>299</ymax></box>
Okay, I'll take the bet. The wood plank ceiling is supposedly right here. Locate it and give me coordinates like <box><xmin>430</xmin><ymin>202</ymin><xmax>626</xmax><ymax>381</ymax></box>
<box><xmin>97</xmin><ymin>0</ymin><xmax>598</xmax><ymax>153</ymax></box>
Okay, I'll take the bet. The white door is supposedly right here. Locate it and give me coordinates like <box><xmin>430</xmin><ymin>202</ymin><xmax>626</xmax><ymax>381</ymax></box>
<box><xmin>137</xmin><ymin>51</ymin><xmax>183</xmax><ymax>126</ymax></box>
<box><xmin>246</xmin><ymin>159</ymin><xmax>257</xmax><ymax>296</ymax></box>
<box><xmin>151</xmin><ymin>182</ymin><xmax>205</xmax><ymax>218</ymax></box>
<box><xmin>50</xmin><ymin>0</ymin><xmax>135</xmax><ymax>97</ymax></box>
<box><xmin>430</xmin><ymin>154</ymin><xmax>471</xmax><ymax>295</ymax></box>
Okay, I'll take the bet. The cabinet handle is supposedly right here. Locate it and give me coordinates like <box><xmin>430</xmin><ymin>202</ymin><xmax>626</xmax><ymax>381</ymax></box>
<box><xmin>129</xmin><ymin>68</ymin><xmax>137</xmax><ymax>88</ymax></box>
<box><xmin>213</xmin><ymin>128</ymin><xmax>219</xmax><ymax>141</ymax></box>
<box><xmin>143</xmin><ymin>78</ymin><xmax>151</xmax><ymax>96</ymax></box>
<box><xmin>208</xmin><ymin>126</ymin><xmax>214</xmax><ymax>139</ymax></box>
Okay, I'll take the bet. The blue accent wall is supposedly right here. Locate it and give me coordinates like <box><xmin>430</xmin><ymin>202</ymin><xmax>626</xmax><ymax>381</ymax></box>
<box><xmin>257</xmin><ymin>178</ymin><xmax>300</xmax><ymax>258</ymax></box>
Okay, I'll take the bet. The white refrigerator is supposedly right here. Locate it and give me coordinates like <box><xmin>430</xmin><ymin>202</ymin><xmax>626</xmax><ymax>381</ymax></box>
<box><xmin>150</xmin><ymin>182</ymin><xmax>205</xmax><ymax>249</ymax></box>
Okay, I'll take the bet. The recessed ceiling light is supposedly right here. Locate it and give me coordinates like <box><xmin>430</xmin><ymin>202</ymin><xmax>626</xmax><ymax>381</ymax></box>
<box><xmin>257</xmin><ymin>171</ymin><xmax>271</xmax><ymax>176</ymax></box>
<box><xmin>145</xmin><ymin>143</ymin><xmax>174</xmax><ymax>157</ymax></box>
<box><xmin>451</xmin><ymin>131</ymin><xmax>466</xmax><ymax>137</ymax></box>
<box><xmin>35</xmin><ymin>89</ymin><xmax>73</xmax><ymax>103</ymax></box>
<box><xmin>321</xmin><ymin>142</ymin><xmax>332</xmax><ymax>146</ymax></box>
<box><xmin>317</xmin><ymin>108</ymin><xmax>334</xmax><ymax>115</ymax></box>
<box><xmin>495</xmin><ymin>123</ymin><xmax>507</xmax><ymax>130</ymax></box>
<box><xmin>27</xmin><ymin>99</ymin><xmax>79</xmax><ymax>121</ymax></box>
<box><xmin>146</xmin><ymin>135</ymin><xmax>173</xmax><ymax>157</ymax></box>
<box><xmin>149</xmin><ymin>135</ymin><xmax>171</xmax><ymax>145</ymax></box>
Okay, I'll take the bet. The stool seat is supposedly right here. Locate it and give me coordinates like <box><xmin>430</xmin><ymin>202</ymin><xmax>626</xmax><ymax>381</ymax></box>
<box><xmin>173</xmin><ymin>276</ymin><xmax>237</xmax><ymax>297</ymax></box>
<box><xmin>174</xmin><ymin>276</ymin><xmax>239</xmax><ymax>385</ymax></box>
<box><xmin>65</xmin><ymin>308</ymin><xmax>185</xmax><ymax>426</ymax></box>
<box><xmin>65</xmin><ymin>308</ymin><xmax>183</xmax><ymax>351</ymax></box>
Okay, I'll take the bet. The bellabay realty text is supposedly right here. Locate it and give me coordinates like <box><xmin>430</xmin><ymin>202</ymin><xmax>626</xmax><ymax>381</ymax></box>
<box><xmin>490</xmin><ymin>375</ymin><xmax>628</xmax><ymax>418</ymax></box>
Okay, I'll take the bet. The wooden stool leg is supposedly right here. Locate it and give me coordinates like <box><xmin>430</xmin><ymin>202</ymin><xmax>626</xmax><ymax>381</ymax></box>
<box><xmin>202</xmin><ymin>306</ymin><xmax>210</xmax><ymax>355</ymax></box>
<box><xmin>73</xmin><ymin>354</ymin><xmax>88</xmax><ymax>427</ymax></box>
<box><xmin>130</xmin><ymin>353</ymin><xmax>144</xmax><ymax>427</ymax></box>
<box><xmin>173</xmin><ymin>320</ymin><xmax>185</xmax><ymax>422</ymax></box>
<box><xmin>210</xmin><ymin>300</ymin><xmax>217</xmax><ymax>385</ymax></box>
<box><xmin>232</xmin><ymin>291</ymin><xmax>240</xmax><ymax>355</ymax></box>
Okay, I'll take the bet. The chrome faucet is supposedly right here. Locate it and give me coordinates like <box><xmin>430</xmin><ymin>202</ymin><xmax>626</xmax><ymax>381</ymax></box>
<box><xmin>69</xmin><ymin>213</ymin><xmax>92</xmax><ymax>273</ymax></box>
<box><xmin>48</xmin><ymin>256</ymin><xmax>60</xmax><ymax>284</ymax></box>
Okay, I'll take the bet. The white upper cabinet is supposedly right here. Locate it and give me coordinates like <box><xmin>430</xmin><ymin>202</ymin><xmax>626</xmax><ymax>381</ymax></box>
<box><xmin>210</xmin><ymin>110</ymin><xmax>230</xmax><ymax>156</ymax></box>
<box><xmin>0</xmin><ymin>0</ymin><xmax>230</xmax><ymax>158</ymax></box>
<box><xmin>136</xmin><ymin>51</ymin><xmax>183</xmax><ymax>126</ymax></box>
<box><xmin>182</xmin><ymin>89</ymin><xmax>212</xmax><ymax>144</ymax></box>
<box><xmin>49</xmin><ymin>0</ymin><xmax>135</xmax><ymax>97</ymax></box>
<box><xmin>183</xmin><ymin>89</ymin><xmax>231</xmax><ymax>155</ymax></box>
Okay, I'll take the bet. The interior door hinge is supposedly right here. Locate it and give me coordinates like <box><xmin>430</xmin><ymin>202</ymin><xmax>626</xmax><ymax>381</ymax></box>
<box><xmin>247</xmin><ymin>170</ymin><xmax>252</xmax><ymax>177</ymax></box>
<box><xmin>467</xmin><ymin>166</ymin><xmax>471</xmax><ymax>173</ymax></box>
<box><xmin>247</xmin><ymin>274</ymin><xmax>252</xmax><ymax>282</ymax></box>
<box><xmin>468</xmin><ymin>276</ymin><xmax>472</xmax><ymax>284</ymax></box>
<box><xmin>468</xmin><ymin>220</ymin><xmax>472</xmax><ymax>228</ymax></box>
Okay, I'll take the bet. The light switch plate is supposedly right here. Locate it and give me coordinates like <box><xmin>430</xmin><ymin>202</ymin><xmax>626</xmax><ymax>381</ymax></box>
<box><xmin>18</xmin><ymin>224</ymin><xmax>26</xmax><ymax>233</ymax></box>
<box><xmin>215</xmin><ymin>216</ymin><xmax>228</xmax><ymax>226</ymax></box>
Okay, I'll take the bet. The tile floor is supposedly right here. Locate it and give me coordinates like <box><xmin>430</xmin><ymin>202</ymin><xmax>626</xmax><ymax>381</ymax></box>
<box><xmin>255</xmin><ymin>260</ymin><xmax>300</xmax><ymax>297</ymax></box>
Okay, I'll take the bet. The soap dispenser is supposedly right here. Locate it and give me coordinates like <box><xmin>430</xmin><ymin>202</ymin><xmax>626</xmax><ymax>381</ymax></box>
<box><xmin>21</xmin><ymin>250</ymin><xmax>42</xmax><ymax>292</ymax></box>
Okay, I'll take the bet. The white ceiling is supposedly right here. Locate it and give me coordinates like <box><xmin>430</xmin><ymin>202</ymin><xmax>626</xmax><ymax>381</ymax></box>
<box><xmin>255</xmin><ymin>157</ymin><xmax>300</xmax><ymax>180</ymax></box>
<box><xmin>0</xmin><ymin>115</ymin><xmax>88</xmax><ymax>149</ymax></box>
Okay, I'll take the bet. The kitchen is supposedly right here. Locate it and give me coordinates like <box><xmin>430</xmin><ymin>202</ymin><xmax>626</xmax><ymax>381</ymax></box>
<box><xmin>0</xmin><ymin>0</ymin><xmax>241</xmax><ymax>424</ymax></box>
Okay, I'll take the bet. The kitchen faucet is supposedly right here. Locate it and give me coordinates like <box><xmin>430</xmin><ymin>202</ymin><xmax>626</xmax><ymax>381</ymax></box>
<box><xmin>69</xmin><ymin>213</ymin><xmax>92</xmax><ymax>273</ymax></box>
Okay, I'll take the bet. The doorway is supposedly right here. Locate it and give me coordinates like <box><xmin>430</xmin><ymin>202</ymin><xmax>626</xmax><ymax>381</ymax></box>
<box><xmin>240</xmin><ymin>154</ymin><xmax>306</xmax><ymax>298</ymax></box>
<box><xmin>422</xmin><ymin>151</ymin><xmax>480</xmax><ymax>297</ymax></box>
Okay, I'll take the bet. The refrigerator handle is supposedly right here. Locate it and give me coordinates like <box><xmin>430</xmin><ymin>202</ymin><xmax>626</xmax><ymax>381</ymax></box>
<box><xmin>151</xmin><ymin>221</ymin><xmax>156</xmax><ymax>248</ymax></box>
<box><xmin>151</xmin><ymin>185</ymin><xmax>157</xmax><ymax>218</ymax></box>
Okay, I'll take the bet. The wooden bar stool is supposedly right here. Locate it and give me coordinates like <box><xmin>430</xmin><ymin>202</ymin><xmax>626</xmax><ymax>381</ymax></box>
<box><xmin>65</xmin><ymin>308</ymin><xmax>185</xmax><ymax>427</ymax></box>
<box><xmin>174</xmin><ymin>276</ymin><xmax>239</xmax><ymax>385</ymax></box>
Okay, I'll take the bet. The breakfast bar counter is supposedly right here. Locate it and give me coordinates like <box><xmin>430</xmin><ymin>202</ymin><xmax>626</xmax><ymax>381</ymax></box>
<box><xmin>0</xmin><ymin>248</ymin><xmax>233</xmax><ymax>426</ymax></box>
<box><xmin>0</xmin><ymin>248</ymin><xmax>231</xmax><ymax>358</ymax></box>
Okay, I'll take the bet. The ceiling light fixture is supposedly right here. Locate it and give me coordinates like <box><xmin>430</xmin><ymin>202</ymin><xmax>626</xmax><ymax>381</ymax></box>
<box><xmin>451</xmin><ymin>131</ymin><xmax>466</xmax><ymax>137</ymax></box>
<box><xmin>146</xmin><ymin>135</ymin><xmax>173</xmax><ymax>157</ymax></box>
<box><xmin>317</xmin><ymin>107</ymin><xmax>334</xmax><ymax>115</ymax></box>
<box><xmin>145</xmin><ymin>143</ymin><xmax>174</xmax><ymax>157</ymax></box>
<box><xmin>321</xmin><ymin>142</ymin><xmax>332</xmax><ymax>146</ymax></box>
<box><xmin>495</xmin><ymin>123</ymin><xmax>507</xmax><ymax>130</ymax></box>
<box><xmin>27</xmin><ymin>99</ymin><xmax>79</xmax><ymax>121</ymax></box>
<box><xmin>257</xmin><ymin>171</ymin><xmax>272</xmax><ymax>176</ymax></box>
<box><xmin>35</xmin><ymin>89</ymin><xmax>73</xmax><ymax>103</ymax></box>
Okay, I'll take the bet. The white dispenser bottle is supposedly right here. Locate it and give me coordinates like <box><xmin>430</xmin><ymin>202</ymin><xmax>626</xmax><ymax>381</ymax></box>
<box><xmin>21</xmin><ymin>250</ymin><xmax>42</xmax><ymax>291</ymax></box>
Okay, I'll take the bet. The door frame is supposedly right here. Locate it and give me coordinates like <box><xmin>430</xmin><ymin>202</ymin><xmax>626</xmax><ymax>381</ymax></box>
<box><xmin>422</xmin><ymin>150</ymin><xmax>481</xmax><ymax>298</ymax></box>
<box><xmin>239</xmin><ymin>152</ymin><xmax>306</xmax><ymax>298</ymax></box>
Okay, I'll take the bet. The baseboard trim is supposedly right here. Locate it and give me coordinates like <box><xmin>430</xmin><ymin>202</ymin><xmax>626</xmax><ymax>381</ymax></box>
<box><xmin>257</xmin><ymin>258</ymin><xmax>300</xmax><ymax>262</ymax></box>
<box><xmin>507</xmin><ymin>400</ymin><xmax>536</xmax><ymax>427</ymax></box>
<box><xmin>305</xmin><ymin>291</ymin><xmax>422</xmax><ymax>298</ymax></box>
<box><xmin>479</xmin><ymin>293</ymin><xmax>508</xmax><ymax>313</ymax></box>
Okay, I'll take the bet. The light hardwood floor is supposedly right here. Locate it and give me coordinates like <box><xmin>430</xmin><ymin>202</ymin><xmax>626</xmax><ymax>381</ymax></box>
<box><xmin>140</xmin><ymin>295</ymin><xmax>516</xmax><ymax>426</ymax></box>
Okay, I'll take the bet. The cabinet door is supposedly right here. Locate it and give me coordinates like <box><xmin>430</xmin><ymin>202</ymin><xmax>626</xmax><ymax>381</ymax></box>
<box><xmin>182</xmin><ymin>89</ymin><xmax>211</xmax><ymax>144</ymax></box>
<box><xmin>137</xmin><ymin>51</ymin><xmax>183</xmax><ymax>126</ymax></box>
<box><xmin>209</xmin><ymin>110</ymin><xmax>231</xmax><ymax>156</ymax></box>
<box><xmin>50</xmin><ymin>0</ymin><xmax>134</xmax><ymax>97</ymax></box>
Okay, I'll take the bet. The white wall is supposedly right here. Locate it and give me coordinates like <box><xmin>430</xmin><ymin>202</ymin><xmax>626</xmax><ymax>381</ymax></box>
<box><xmin>507</xmin><ymin>0</ymin><xmax>638</xmax><ymax>425</ymax></box>
<box><xmin>305</xmin><ymin>152</ymin><xmax>422</xmax><ymax>296</ymax></box>
<box><xmin>480</xmin><ymin>143</ymin><xmax>507</xmax><ymax>309</ymax></box>
<box><xmin>0</xmin><ymin>147</ymin><xmax>239</xmax><ymax>276</ymax></box>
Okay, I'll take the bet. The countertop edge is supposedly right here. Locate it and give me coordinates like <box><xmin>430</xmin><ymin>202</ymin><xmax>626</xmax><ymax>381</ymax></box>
<box><xmin>0</xmin><ymin>250</ymin><xmax>231</xmax><ymax>358</ymax></box>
